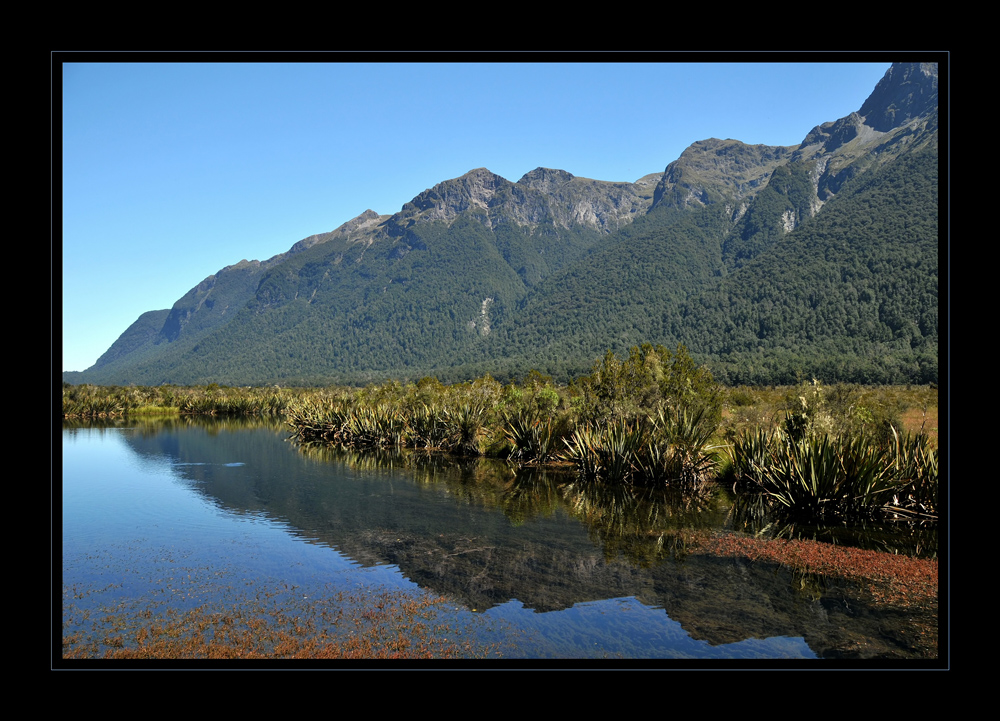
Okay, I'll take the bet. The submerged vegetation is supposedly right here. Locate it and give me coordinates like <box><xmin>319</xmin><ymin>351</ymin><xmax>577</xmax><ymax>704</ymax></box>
<box><xmin>63</xmin><ymin>582</ymin><xmax>508</xmax><ymax>660</ymax></box>
<box><xmin>62</xmin><ymin>344</ymin><xmax>939</xmax><ymax>525</ymax></box>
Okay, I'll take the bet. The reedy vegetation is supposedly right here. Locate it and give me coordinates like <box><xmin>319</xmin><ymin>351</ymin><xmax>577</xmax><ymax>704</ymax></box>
<box><xmin>62</xmin><ymin>382</ymin><xmax>294</xmax><ymax>417</ymax></box>
<box><xmin>726</xmin><ymin>379</ymin><xmax>938</xmax><ymax>520</ymax></box>
<box><xmin>62</xmin><ymin>345</ymin><xmax>939</xmax><ymax>522</ymax></box>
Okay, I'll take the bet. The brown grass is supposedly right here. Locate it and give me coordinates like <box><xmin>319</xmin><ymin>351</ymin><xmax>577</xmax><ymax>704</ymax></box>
<box><xmin>699</xmin><ymin>533</ymin><xmax>937</xmax><ymax>607</ymax></box>
<box><xmin>901</xmin><ymin>405</ymin><xmax>938</xmax><ymax>447</ymax></box>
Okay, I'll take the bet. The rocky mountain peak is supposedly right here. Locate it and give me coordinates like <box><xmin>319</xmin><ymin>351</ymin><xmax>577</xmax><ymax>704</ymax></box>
<box><xmin>650</xmin><ymin>138</ymin><xmax>794</xmax><ymax>212</ymax></box>
<box><xmin>789</xmin><ymin>62</ymin><xmax>939</xmax><ymax>205</ymax></box>
<box><xmin>799</xmin><ymin>111</ymin><xmax>875</xmax><ymax>155</ymax></box>
<box><xmin>337</xmin><ymin>208</ymin><xmax>384</xmax><ymax>233</ymax></box>
<box><xmin>398</xmin><ymin>168</ymin><xmax>513</xmax><ymax>225</ymax></box>
<box><xmin>517</xmin><ymin>167</ymin><xmax>576</xmax><ymax>192</ymax></box>
<box><xmin>859</xmin><ymin>62</ymin><xmax>938</xmax><ymax>132</ymax></box>
<box><xmin>281</xmin><ymin>209</ymin><xmax>389</xmax><ymax>257</ymax></box>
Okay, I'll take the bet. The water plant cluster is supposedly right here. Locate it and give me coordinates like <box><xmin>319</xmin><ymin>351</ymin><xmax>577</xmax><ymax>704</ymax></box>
<box><xmin>62</xmin><ymin>384</ymin><xmax>163</xmax><ymax>417</ymax></box>
<box><xmin>62</xmin><ymin>345</ymin><xmax>939</xmax><ymax>523</ymax></box>
<box><xmin>725</xmin><ymin>379</ymin><xmax>938</xmax><ymax>521</ymax></box>
<box><xmin>729</xmin><ymin>426</ymin><xmax>937</xmax><ymax>521</ymax></box>
<box><xmin>285</xmin><ymin>346</ymin><xmax>721</xmax><ymax>472</ymax></box>
<box><xmin>560</xmin><ymin>406</ymin><xmax>719</xmax><ymax>485</ymax></box>
<box><xmin>63</xmin><ymin>581</ymin><xmax>507</xmax><ymax>660</ymax></box>
<box><xmin>286</xmin><ymin>375</ymin><xmax>517</xmax><ymax>457</ymax></box>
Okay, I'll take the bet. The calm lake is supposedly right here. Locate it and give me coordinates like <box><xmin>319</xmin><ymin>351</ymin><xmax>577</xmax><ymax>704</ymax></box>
<box><xmin>60</xmin><ymin>416</ymin><xmax>938</xmax><ymax>662</ymax></box>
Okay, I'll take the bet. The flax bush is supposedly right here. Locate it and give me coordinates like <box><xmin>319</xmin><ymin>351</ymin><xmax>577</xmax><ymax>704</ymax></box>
<box><xmin>729</xmin><ymin>425</ymin><xmax>937</xmax><ymax>521</ymax></box>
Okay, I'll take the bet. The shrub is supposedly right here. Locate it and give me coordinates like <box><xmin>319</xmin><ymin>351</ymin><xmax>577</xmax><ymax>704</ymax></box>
<box><xmin>572</xmin><ymin>344</ymin><xmax>721</xmax><ymax>425</ymax></box>
<box><xmin>730</xmin><ymin>426</ymin><xmax>937</xmax><ymax>521</ymax></box>
<box><xmin>560</xmin><ymin>405</ymin><xmax>719</xmax><ymax>487</ymax></box>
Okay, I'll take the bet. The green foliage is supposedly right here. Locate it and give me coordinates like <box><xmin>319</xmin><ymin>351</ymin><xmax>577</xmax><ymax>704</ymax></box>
<box><xmin>70</xmin><ymin>138</ymin><xmax>937</xmax><ymax>389</ymax></box>
<box><xmin>781</xmin><ymin>378</ymin><xmax>834</xmax><ymax>441</ymax></box>
<box><xmin>682</xmin><ymin>145</ymin><xmax>938</xmax><ymax>387</ymax></box>
<box><xmin>406</xmin><ymin>404</ymin><xmax>450</xmax><ymax>449</ymax></box>
<box><xmin>641</xmin><ymin>405</ymin><xmax>720</xmax><ymax>485</ymax></box>
<box><xmin>723</xmin><ymin>161</ymin><xmax>817</xmax><ymax>269</ymax></box>
<box><xmin>502</xmin><ymin>409</ymin><xmax>562</xmax><ymax>465</ymax></box>
<box><xmin>516</xmin><ymin>370</ymin><xmax>560</xmax><ymax>417</ymax></box>
<box><xmin>778</xmin><ymin>378</ymin><xmax>907</xmax><ymax>446</ymax></box>
<box><xmin>572</xmin><ymin>343</ymin><xmax>721</xmax><ymax>426</ymax></box>
<box><xmin>729</xmin><ymin>425</ymin><xmax>938</xmax><ymax>521</ymax></box>
<box><xmin>444</xmin><ymin>403</ymin><xmax>488</xmax><ymax>456</ymax></box>
<box><xmin>61</xmin><ymin>384</ymin><xmax>297</xmax><ymax>418</ymax></box>
<box><xmin>560</xmin><ymin>420</ymin><xmax>647</xmax><ymax>483</ymax></box>
<box><xmin>559</xmin><ymin>405</ymin><xmax>719</xmax><ymax>487</ymax></box>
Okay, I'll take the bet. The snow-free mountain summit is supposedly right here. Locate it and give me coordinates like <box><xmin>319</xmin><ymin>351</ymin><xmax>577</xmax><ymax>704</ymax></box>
<box><xmin>66</xmin><ymin>62</ymin><xmax>939</xmax><ymax>387</ymax></box>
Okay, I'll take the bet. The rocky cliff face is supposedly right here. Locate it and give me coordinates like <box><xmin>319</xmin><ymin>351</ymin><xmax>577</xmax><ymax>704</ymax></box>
<box><xmin>399</xmin><ymin>168</ymin><xmax>512</xmax><ymax>226</ymax></box>
<box><xmin>389</xmin><ymin>165</ymin><xmax>658</xmax><ymax>235</ymax></box>
<box><xmin>800</xmin><ymin>62</ymin><xmax>938</xmax><ymax>200</ymax></box>
<box><xmin>859</xmin><ymin>62</ymin><xmax>939</xmax><ymax>133</ymax></box>
<box><xmin>516</xmin><ymin>168</ymin><xmax>659</xmax><ymax>233</ymax></box>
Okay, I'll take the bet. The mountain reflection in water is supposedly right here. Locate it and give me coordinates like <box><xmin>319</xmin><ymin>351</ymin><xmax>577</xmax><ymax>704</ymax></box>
<box><xmin>61</xmin><ymin>417</ymin><xmax>937</xmax><ymax>661</ymax></box>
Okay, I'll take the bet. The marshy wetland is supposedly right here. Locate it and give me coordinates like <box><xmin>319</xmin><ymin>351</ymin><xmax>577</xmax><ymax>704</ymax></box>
<box><xmin>60</xmin><ymin>350</ymin><xmax>941</xmax><ymax>663</ymax></box>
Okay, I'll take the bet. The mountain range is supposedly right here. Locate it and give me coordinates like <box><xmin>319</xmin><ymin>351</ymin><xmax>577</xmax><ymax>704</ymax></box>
<box><xmin>64</xmin><ymin>62</ymin><xmax>940</xmax><ymax>387</ymax></box>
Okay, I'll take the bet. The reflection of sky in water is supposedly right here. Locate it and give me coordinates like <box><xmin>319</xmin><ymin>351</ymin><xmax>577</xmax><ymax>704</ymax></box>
<box><xmin>483</xmin><ymin>598</ymin><xmax>816</xmax><ymax>660</ymax></box>
<box><xmin>61</xmin><ymin>426</ymin><xmax>822</xmax><ymax>660</ymax></box>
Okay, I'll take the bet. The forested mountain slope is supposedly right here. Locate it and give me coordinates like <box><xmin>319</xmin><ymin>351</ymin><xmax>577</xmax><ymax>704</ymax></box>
<box><xmin>676</xmin><ymin>143</ymin><xmax>938</xmax><ymax>385</ymax></box>
<box><xmin>65</xmin><ymin>62</ymin><xmax>940</xmax><ymax>388</ymax></box>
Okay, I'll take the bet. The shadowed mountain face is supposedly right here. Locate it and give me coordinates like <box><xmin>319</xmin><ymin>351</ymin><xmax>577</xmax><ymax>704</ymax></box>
<box><xmin>859</xmin><ymin>62</ymin><xmax>939</xmax><ymax>133</ymax></box>
<box><xmin>68</xmin><ymin>62</ymin><xmax>940</xmax><ymax>388</ymax></box>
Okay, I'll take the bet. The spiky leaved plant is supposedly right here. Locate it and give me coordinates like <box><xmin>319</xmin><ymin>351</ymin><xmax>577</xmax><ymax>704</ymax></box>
<box><xmin>560</xmin><ymin>424</ymin><xmax>605</xmax><ymax>480</ymax></box>
<box><xmin>344</xmin><ymin>405</ymin><xmax>407</xmax><ymax>447</ymax></box>
<box><xmin>445</xmin><ymin>403</ymin><xmax>487</xmax><ymax>456</ymax></box>
<box><xmin>754</xmin><ymin>433</ymin><xmax>844</xmax><ymax>518</ymax></box>
<box><xmin>886</xmin><ymin>427</ymin><xmax>938</xmax><ymax>516</ymax></box>
<box><xmin>730</xmin><ymin>425</ymin><xmax>933</xmax><ymax>521</ymax></box>
<box><xmin>600</xmin><ymin>419</ymin><xmax>648</xmax><ymax>483</ymax></box>
<box><xmin>503</xmin><ymin>409</ymin><xmax>559</xmax><ymax>464</ymax></box>
<box><xmin>406</xmin><ymin>404</ymin><xmax>449</xmax><ymax>449</ymax></box>
<box><xmin>559</xmin><ymin>419</ymin><xmax>648</xmax><ymax>483</ymax></box>
<box><xmin>642</xmin><ymin>405</ymin><xmax>720</xmax><ymax>486</ymax></box>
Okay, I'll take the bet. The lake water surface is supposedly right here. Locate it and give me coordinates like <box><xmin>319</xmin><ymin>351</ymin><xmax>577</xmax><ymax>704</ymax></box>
<box><xmin>60</xmin><ymin>417</ymin><xmax>937</xmax><ymax>662</ymax></box>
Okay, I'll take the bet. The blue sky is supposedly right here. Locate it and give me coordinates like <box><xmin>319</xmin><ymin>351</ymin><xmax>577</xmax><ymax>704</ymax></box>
<box><xmin>60</xmin><ymin>58</ymin><xmax>893</xmax><ymax>373</ymax></box>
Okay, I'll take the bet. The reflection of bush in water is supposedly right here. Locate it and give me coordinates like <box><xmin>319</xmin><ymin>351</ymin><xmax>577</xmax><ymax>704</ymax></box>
<box><xmin>559</xmin><ymin>480</ymin><xmax>732</xmax><ymax>567</ymax></box>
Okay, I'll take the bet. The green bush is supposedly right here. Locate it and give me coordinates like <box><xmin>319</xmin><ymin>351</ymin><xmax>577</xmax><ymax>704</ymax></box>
<box><xmin>730</xmin><ymin>426</ymin><xmax>937</xmax><ymax>520</ymax></box>
<box><xmin>572</xmin><ymin>344</ymin><xmax>721</xmax><ymax>425</ymax></box>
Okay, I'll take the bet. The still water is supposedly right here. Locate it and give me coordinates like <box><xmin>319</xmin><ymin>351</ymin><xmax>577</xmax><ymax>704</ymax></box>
<box><xmin>61</xmin><ymin>417</ymin><xmax>934</xmax><ymax>662</ymax></box>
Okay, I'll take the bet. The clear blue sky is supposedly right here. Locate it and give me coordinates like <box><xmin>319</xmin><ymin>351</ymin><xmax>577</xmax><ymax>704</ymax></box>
<box><xmin>60</xmin><ymin>58</ymin><xmax>893</xmax><ymax>373</ymax></box>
